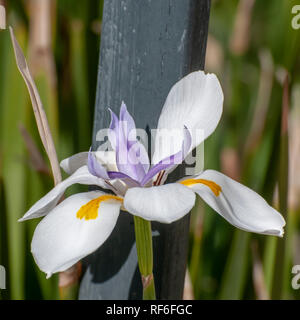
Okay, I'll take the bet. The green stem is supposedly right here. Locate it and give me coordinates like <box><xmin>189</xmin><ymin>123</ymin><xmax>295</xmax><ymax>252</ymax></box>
<box><xmin>133</xmin><ymin>216</ymin><xmax>156</xmax><ymax>300</ymax></box>
<box><xmin>59</xmin><ymin>283</ymin><xmax>79</xmax><ymax>300</ymax></box>
<box><xmin>271</xmin><ymin>75</ymin><xmax>289</xmax><ymax>299</ymax></box>
<box><xmin>143</xmin><ymin>275</ymin><xmax>156</xmax><ymax>300</ymax></box>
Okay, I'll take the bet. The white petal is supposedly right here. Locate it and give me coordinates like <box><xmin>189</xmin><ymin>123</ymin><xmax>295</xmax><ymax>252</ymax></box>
<box><xmin>124</xmin><ymin>183</ymin><xmax>195</xmax><ymax>223</ymax></box>
<box><xmin>60</xmin><ymin>151</ymin><xmax>128</xmax><ymax>197</ymax></box>
<box><xmin>60</xmin><ymin>151</ymin><xmax>117</xmax><ymax>175</ymax></box>
<box><xmin>188</xmin><ymin>170</ymin><xmax>285</xmax><ymax>236</ymax></box>
<box><xmin>20</xmin><ymin>166</ymin><xmax>108</xmax><ymax>221</ymax></box>
<box><xmin>60</xmin><ymin>152</ymin><xmax>88</xmax><ymax>175</ymax></box>
<box><xmin>152</xmin><ymin>71</ymin><xmax>223</xmax><ymax>164</ymax></box>
<box><xmin>31</xmin><ymin>191</ymin><xmax>121</xmax><ymax>277</ymax></box>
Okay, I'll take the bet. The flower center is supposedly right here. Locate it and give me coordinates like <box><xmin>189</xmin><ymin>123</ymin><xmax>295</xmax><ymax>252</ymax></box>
<box><xmin>76</xmin><ymin>195</ymin><xmax>123</xmax><ymax>220</ymax></box>
<box><xmin>180</xmin><ymin>178</ymin><xmax>222</xmax><ymax>196</ymax></box>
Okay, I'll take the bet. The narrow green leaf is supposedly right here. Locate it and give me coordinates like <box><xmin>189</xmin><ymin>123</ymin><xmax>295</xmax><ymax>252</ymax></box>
<box><xmin>271</xmin><ymin>75</ymin><xmax>289</xmax><ymax>299</ymax></box>
<box><xmin>70</xmin><ymin>20</ymin><xmax>90</xmax><ymax>151</ymax></box>
<box><xmin>0</xmin><ymin>26</ymin><xmax>28</xmax><ymax>299</ymax></box>
<box><xmin>219</xmin><ymin>230</ymin><xmax>250</xmax><ymax>299</ymax></box>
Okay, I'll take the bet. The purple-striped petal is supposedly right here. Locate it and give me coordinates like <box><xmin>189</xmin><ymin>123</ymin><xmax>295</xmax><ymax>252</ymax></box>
<box><xmin>116</xmin><ymin>126</ymin><xmax>140</xmax><ymax>180</ymax></box>
<box><xmin>108</xmin><ymin>103</ymin><xmax>149</xmax><ymax>182</ymax></box>
<box><xmin>108</xmin><ymin>107</ymin><xmax>137</xmax><ymax>179</ymax></box>
<box><xmin>87</xmin><ymin>150</ymin><xmax>109</xmax><ymax>179</ymax></box>
<box><xmin>127</xmin><ymin>141</ymin><xmax>150</xmax><ymax>181</ymax></box>
<box><xmin>120</xmin><ymin>101</ymin><xmax>136</xmax><ymax>148</ymax></box>
<box><xmin>119</xmin><ymin>103</ymin><xmax>149</xmax><ymax>179</ymax></box>
<box><xmin>132</xmin><ymin>140</ymin><xmax>150</xmax><ymax>175</ymax></box>
<box><xmin>107</xmin><ymin>171</ymin><xmax>140</xmax><ymax>187</ymax></box>
<box><xmin>140</xmin><ymin>126</ymin><xmax>192</xmax><ymax>186</ymax></box>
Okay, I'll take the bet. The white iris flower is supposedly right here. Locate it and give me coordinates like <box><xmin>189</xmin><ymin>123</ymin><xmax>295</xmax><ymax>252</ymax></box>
<box><xmin>20</xmin><ymin>71</ymin><xmax>285</xmax><ymax>278</ymax></box>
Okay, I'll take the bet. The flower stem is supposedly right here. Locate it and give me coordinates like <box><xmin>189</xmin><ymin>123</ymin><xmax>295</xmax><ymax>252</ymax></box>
<box><xmin>58</xmin><ymin>262</ymin><xmax>81</xmax><ymax>300</ymax></box>
<box><xmin>133</xmin><ymin>216</ymin><xmax>156</xmax><ymax>300</ymax></box>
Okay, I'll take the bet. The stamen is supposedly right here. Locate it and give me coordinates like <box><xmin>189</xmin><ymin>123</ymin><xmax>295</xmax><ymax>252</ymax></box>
<box><xmin>154</xmin><ymin>170</ymin><xmax>165</xmax><ymax>186</ymax></box>
<box><xmin>157</xmin><ymin>170</ymin><xmax>165</xmax><ymax>185</ymax></box>
<box><xmin>76</xmin><ymin>195</ymin><xmax>123</xmax><ymax>220</ymax></box>
<box><xmin>180</xmin><ymin>178</ymin><xmax>222</xmax><ymax>196</ymax></box>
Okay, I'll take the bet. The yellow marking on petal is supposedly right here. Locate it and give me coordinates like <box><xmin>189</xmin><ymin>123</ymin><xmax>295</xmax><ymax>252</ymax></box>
<box><xmin>180</xmin><ymin>178</ymin><xmax>222</xmax><ymax>196</ymax></box>
<box><xmin>76</xmin><ymin>195</ymin><xmax>123</xmax><ymax>220</ymax></box>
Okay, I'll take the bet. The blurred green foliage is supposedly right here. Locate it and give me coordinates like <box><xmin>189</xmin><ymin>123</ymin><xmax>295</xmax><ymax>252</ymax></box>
<box><xmin>189</xmin><ymin>0</ymin><xmax>300</xmax><ymax>300</ymax></box>
<box><xmin>0</xmin><ymin>0</ymin><xmax>102</xmax><ymax>299</ymax></box>
<box><xmin>0</xmin><ymin>0</ymin><xmax>299</xmax><ymax>300</ymax></box>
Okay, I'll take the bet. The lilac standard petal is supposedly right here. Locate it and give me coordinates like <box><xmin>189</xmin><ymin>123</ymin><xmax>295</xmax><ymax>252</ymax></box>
<box><xmin>120</xmin><ymin>101</ymin><xmax>136</xmax><ymax>146</ymax></box>
<box><xmin>140</xmin><ymin>127</ymin><xmax>192</xmax><ymax>186</ymax></box>
<box><xmin>107</xmin><ymin>171</ymin><xmax>140</xmax><ymax>187</ymax></box>
<box><xmin>119</xmin><ymin>102</ymin><xmax>149</xmax><ymax>179</ymax></box>
<box><xmin>131</xmin><ymin>140</ymin><xmax>150</xmax><ymax>175</ymax></box>
<box><xmin>140</xmin><ymin>161</ymin><xmax>170</xmax><ymax>186</ymax></box>
<box><xmin>116</xmin><ymin>129</ymin><xmax>139</xmax><ymax>180</ymax></box>
<box><xmin>87</xmin><ymin>150</ymin><xmax>109</xmax><ymax>179</ymax></box>
<box><xmin>157</xmin><ymin>125</ymin><xmax>192</xmax><ymax>168</ymax></box>
<box><xmin>108</xmin><ymin>107</ymin><xmax>137</xmax><ymax>179</ymax></box>
<box><xmin>109</xmin><ymin>103</ymin><xmax>149</xmax><ymax>182</ymax></box>
<box><xmin>127</xmin><ymin>141</ymin><xmax>150</xmax><ymax>181</ymax></box>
